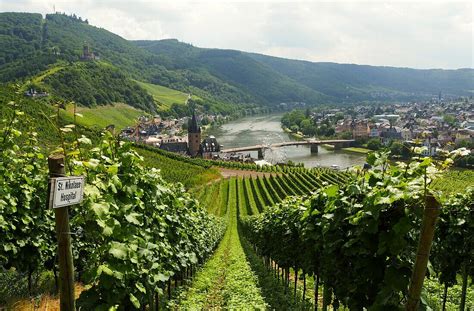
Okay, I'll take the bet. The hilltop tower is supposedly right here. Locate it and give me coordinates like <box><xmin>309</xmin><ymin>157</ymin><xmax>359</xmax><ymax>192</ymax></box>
<box><xmin>81</xmin><ymin>42</ymin><xmax>98</xmax><ymax>60</ymax></box>
<box><xmin>188</xmin><ymin>111</ymin><xmax>201</xmax><ymax>157</ymax></box>
<box><xmin>83</xmin><ymin>43</ymin><xmax>91</xmax><ymax>58</ymax></box>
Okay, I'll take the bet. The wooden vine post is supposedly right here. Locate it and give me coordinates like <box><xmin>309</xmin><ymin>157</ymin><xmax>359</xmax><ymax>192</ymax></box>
<box><xmin>406</xmin><ymin>194</ymin><xmax>441</xmax><ymax>311</ymax></box>
<box><xmin>460</xmin><ymin>263</ymin><xmax>468</xmax><ymax>311</ymax></box>
<box><xmin>48</xmin><ymin>154</ymin><xmax>84</xmax><ymax>311</ymax></box>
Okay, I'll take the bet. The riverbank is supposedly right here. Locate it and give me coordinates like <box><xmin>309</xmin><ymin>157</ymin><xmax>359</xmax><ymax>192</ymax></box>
<box><xmin>341</xmin><ymin>147</ymin><xmax>371</xmax><ymax>154</ymax></box>
<box><xmin>282</xmin><ymin>127</ymin><xmax>304</xmax><ymax>139</ymax></box>
<box><xmin>322</xmin><ymin>144</ymin><xmax>334</xmax><ymax>150</ymax></box>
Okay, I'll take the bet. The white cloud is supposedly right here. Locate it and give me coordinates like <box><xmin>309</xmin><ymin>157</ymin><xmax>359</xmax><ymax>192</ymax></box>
<box><xmin>0</xmin><ymin>0</ymin><xmax>472</xmax><ymax>68</ymax></box>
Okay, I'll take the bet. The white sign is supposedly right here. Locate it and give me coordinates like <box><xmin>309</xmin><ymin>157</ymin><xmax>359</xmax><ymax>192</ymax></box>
<box><xmin>50</xmin><ymin>176</ymin><xmax>85</xmax><ymax>208</ymax></box>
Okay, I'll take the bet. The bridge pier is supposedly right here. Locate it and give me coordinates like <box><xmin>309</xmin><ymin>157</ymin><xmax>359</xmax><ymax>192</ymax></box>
<box><xmin>257</xmin><ymin>148</ymin><xmax>265</xmax><ymax>159</ymax></box>
<box><xmin>310</xmin><ymin>144</ymin><xmax>318</xmax><ymax>154</ymax></box>
<box><xmin>333</xmin><ymin>143</ymin><xmax>342</xmax><ymax>150</ymax></box>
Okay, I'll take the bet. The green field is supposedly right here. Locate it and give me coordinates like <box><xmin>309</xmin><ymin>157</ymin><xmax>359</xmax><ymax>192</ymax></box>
<box><xmin>62</xmin><ymin>102</ymin><xmax>144</xmax><ymax>129</ymax></box>
<box><xmin>342</xmin><ymin>147</ymin><xmax>371</xmax><ymax>154</ymax></box>
<box><xmin>136</xmin><ymin>81</ymin><xmax>195</xmax><ymax>110</ymax></box>
<box><xmin>31</xmin><ymin>65</ymin><xmax>65</xmax><ymax>84</ymax></box>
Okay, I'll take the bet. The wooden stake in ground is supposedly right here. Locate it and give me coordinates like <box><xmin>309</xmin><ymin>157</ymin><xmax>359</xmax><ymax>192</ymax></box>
<box><xmin>406</xmin><ymin>194</ymin><xmax>441</xmax><ymax>311</ymax></box>
<box><xmin>314</xmin><ymin>273</ymin><xmax>319</xmax><ymax>311</ymax></box>
<box><xmin>460</xmin><ymin>262</ymin><xmax>468</xmax><ymax>311</ymax></box>
<box><xmin>48</xmin><ymin>155</ymin><xmax>76</xmax><ymax>311</ymax></box>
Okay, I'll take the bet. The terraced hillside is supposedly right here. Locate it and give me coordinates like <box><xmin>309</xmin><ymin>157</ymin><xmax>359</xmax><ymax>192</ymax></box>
<box><xmin>195</xmin><ymin>168</ymin><xmax>349</xmax><ymax>214</ymax></box>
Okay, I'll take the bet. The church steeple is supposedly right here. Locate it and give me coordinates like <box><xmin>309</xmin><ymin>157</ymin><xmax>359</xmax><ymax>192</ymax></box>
<box><xmin>188</xmin><ymin>110</ymin><xmax>201</xmax><ymax>156</ymax></box>
<box><xmin>188</xmin><ymin>110</ymin><xmax>201</xmax><ymax>133</ymax></box>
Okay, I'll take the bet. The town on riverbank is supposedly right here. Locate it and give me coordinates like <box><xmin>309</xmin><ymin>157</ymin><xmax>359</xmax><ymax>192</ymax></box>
<box><xmin>118</xmin><ymin>96</ymin><xmax>473</xmax><ymax>170</ymax></box>
<box><xmin>281</xmin><ymin>97</ymin><xmax>473</xmax><ymax>168</ymax></box>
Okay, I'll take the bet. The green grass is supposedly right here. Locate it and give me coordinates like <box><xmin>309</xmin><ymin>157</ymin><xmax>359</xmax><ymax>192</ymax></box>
<box><xmin>174</xmin><ymin>171</ymin><xmax>345</xmax><ymax>309</ymax></box>
<box><xmin>62</xmin><ymin>103</ymin><xmax>144</xmax><ymax>130</ymax></box>
<box><xmin>322</xmin><ymin>144</ymin><xmax>335</xmax><ymax>150</ymax></box>
<box><xmin>173</xmin><ymin>178</ymin><xmax>267</xmax><ymax>309</ymax></box>
<box><xmin>240</xmin><ymin>237</ymin><xmax>314</xmax><ymax>310</ymax></box>
<box><xmin>342</xmin><ymin>147</ymin><xmax>371</xmax><ymax>154</ymax></box>
<box><xmin>31</xmin><ymin>64</ymin><xmax>65</xmax><ymax>84</ymax></box>
<box><xmin>136</xmin><ymin>81</ymin><xmax>197</xmax><ymax>110</ymax></box>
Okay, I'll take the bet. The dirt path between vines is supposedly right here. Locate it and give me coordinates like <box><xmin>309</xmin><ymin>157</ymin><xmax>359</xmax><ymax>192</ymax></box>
<box><xmin>175</xmin><ymin>197</ymin><xmax>267</xmax><ymax>309</ymax></box>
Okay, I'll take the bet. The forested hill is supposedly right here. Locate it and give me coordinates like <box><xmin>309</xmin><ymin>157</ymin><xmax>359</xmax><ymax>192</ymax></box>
<box><xmin>248</xmin><ymin>53</ymin><xmax>474</xmax><ymax>101</ymax></box>
<box><xmin>0</xmin><ymin>12</ymin><xmax>473</xmax><ymax>115</ymax></box>
<box><xmin>134</xmin><ymin>40</ymin><xmax>328</xmax><ymax>105</ymax></box>
<box><xmin>0</xmin><ymin>12</ymin><xmax>256</xmax><ymax>114</ymax></box>
<box><xmin>137</xmin><ymin>39</ymin><xmax>474</xmax><ymax>102</ymax></box>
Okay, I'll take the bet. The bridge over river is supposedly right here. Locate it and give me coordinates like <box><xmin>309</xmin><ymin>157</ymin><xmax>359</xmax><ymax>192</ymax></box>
<box><xmin>221</xmin><ymin>139</ymin><xmax>355</xmax><ymax>159</ymax></box>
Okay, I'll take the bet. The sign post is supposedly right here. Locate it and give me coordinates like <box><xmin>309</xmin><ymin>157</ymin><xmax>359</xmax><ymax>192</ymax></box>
<box><xmin>48</xmin><ymin>154</ymin><xmax>84</xmax><ymax>311</ymax></box>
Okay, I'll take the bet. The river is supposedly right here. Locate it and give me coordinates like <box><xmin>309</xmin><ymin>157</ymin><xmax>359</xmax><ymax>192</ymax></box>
<box><xmin>207</xmin><ymin>113</ymin><xmax>366</xmax><ymax>169</ymax></box>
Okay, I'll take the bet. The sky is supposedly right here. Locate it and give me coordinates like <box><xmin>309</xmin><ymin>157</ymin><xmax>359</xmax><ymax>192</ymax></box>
<box><xmin>0</xmin><ymin>0</ymin><xmax>472</xmax><ymax>69</ymax></box>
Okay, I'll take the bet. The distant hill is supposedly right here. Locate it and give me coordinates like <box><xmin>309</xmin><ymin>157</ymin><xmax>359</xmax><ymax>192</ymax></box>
<box><xmin>135</xmin><ymin>40</ymin><xmax>329</xmax><ymax>105</ymax></box>
<box><xmin>0</xmin><ymin>13</ymin><xmax>257</xmax><ymax>115</ymax></box>
<box><xmin>248</xmin><ymin>53</ymin><xmax>474</xmax><ymax>101</ymax></box>
<box><xmin>136</xmin><ymin>39</ymin><xmax>473</xmax><ymax>103</ymax></box>
<box><xmin>0</xmin><ymin>12</ymin><xmax>473</xmax><ymax>117</ymax></box>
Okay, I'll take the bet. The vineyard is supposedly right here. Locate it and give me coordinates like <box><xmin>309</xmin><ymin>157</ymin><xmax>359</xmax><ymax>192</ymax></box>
<box><xmin>1</xmin><ymin>104</ymin><xmax>473</xmax><ymax>310</ymax></box>
<box><xmin>432</xmin><ymin>169</ymin><xmax>474</xmax><ymax>194</ymax></box>
<box><xmin>0</xmin><ymin>109</ymin><xmax>226</xmax><ymax>310</ymax></box>
<box><xmin>134</xmin><ymin>147</ymin><xmax>221</xmax><ymax>189</ymax></box>
<box><xmin>169</xmin><ymin>168</ymin><xmax>348</xmax><ymax>309</ymax></box>
<box><xmin>243</xmin><ymin>154</ymin><xmax>474</xmax><ymax>310</ymax></box>
<box><xmin>172</xmin><ymin>155</ymin><xmax>474</xmax><ymax>309</ymax></box>
<box><xmin>193</xmin><ymin>168</ymin><xmax>349</xmax><ymax>215</ymax></box>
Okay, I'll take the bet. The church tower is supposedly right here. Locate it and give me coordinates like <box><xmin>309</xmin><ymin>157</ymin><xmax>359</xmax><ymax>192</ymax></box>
<box><xmin>188</xmin><ymin>111</ymin><xmax>201</xmax><ymax>157</ymax></box>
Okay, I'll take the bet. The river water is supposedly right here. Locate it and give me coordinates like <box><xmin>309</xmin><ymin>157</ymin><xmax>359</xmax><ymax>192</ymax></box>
<box><xmin>207</xmin><ymin>114</ymin><xmax>366</xmax><ymax>169</ymax></box>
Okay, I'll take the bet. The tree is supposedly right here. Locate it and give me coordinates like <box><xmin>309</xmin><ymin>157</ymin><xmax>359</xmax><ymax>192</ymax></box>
<box><xmin>355</xmin><ymin>137</ymin><xmax>368</xmax><ymax>146</ymax></box>
<box><xmin>325</xmin><ymin>127</ymin><xmax>335</xmax><ymax>137</ymax></box>
<box><xmin>335</xmin><ymin>112</ymin><xmax>344</xmax><ymax>121</ymax></box>
<box><xmin>367</xmin><ymin>138</ymin><xmax>382</xmax><ymax>151</ymax></box>
<box><xmin>340</xmin><ymin>131</ymin><xmax>353</xmax><ymax>140</ymax></box>
<box><xmin>300</xmin><ymin>119</ymin><xmax>311</xmax><ymax>129</ymax></box>
<box><xmin>300</xmin><ymin>119</ymin><xmax>316</xmax><ymax>136</ymax></box>
<box><xmin>401</xmin><ymin>142</ymin><xmax>412</xmax><ymax>159</ymax></box>
<box><xmin>390</xmin><ymin>141</ymin><xmax>404</xmax><ymax>156</ymax></box>
<box><xmin>282</xmin><ymin>110</ymin><xmax>306</xmax><ymax>129</ymax></box>
<box><xmin>455</xmin><ymin>139</ymin><xmax>474</xmax><ymax>150</ymax></box>
<box><xmin>443</xmin><ymin>115</ymin><xmax>457</xmax><ymax>127</ymax></box>
<box><xmin>290</xmin><ymin>125</ymin><xmax>299</xmax><ymax>133</ymax></box>
<box><xmin>201</xmin><ymin>116</ymin><xmax>210</xmax><ymax>126</ymax></box>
